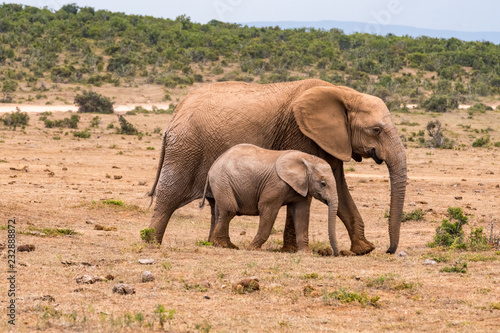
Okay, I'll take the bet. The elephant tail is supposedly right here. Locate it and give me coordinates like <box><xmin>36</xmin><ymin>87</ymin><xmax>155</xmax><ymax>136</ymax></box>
<box><xmin>199</xmin><ymin>176</ymin><xmax>210</xmax><ymax>209</ymax></box>
<box><xmin>147</xmin><ymin>130</ymin><xmax>167</xmax><ymax>208</ymax></box>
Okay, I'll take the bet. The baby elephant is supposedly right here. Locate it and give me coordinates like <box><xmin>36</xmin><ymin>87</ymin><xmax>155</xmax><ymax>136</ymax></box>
<box><xmin>200</xmin><ymin>144</ymin><xmax>339</xmax><ymax>255</ymax></box>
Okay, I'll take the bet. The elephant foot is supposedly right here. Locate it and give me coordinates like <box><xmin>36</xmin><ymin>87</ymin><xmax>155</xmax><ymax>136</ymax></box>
<box><xmin>280</xmin><ymin>244</ymin><xmax>298</xmax><ymax>253</ymax></box>
<box><xmin>296</xmin><ymin>246</ymin><xmax>313</xmax><ymax>254</ymax></box>
<box><xmin>350</xmin><ymin>239</ymin><xmax>375</xmax><ymax>255</ymax></box>
<box><xmin>247</xmin><ymin>244</ymin><xmax>261</xmax><ymax>251</ymax></box>
<box><xmin>212</xmin><ymin>238</ymin><xmax>239</xmax><ymax>250</ymax></box>
<box><xmin>339</xmin><ymin>250</ymin><xmax>356</xmax><ymax>257</ymax></box>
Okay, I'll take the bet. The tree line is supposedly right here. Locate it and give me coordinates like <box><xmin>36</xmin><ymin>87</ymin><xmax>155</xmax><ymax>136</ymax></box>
<box><xmin>1</xmin><ymin>3</ymin><xmax>500</xmax><ymax>111</ymax></box>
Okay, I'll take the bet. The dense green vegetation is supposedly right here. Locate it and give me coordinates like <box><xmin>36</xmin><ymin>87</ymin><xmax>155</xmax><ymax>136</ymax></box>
<box><xmin>1</xmin><ymin>3</ymin><xmax>500</xmax><ymax>109</ymax></box>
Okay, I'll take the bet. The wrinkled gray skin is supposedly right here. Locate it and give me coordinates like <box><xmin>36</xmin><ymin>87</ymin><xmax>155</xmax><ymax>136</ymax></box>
<box><xmin>148</xmin><ymin>79</ymin><xmax>407</xmax><ymax>255</ymax></box>
<box><xmin>200</xmin><ymin>144</ymin><xmax>339</xmax><ymax>255</ymax></box>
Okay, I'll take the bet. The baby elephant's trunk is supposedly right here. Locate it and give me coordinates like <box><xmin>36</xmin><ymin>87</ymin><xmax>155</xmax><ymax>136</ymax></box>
<box><xmin>327</xmin><ymin>201</ymin><xmax>339</xmax><ymax>256</ymax></box>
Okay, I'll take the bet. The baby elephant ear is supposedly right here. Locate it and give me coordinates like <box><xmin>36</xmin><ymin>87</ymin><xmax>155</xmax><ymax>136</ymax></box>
<box><xmin>276</xmin><ymin>151</ymin><xmax>308</xmax><ymax>197</ymax></box>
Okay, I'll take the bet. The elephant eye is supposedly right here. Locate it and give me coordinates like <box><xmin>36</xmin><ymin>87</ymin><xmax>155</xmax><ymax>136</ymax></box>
<box><xmin>320</xmin><ymin>181</ymin><xmax>327</xmax><ymax>187</ymax></box>
<box><xmin>373</xmin><ymin>127</ymin><xmax>382</xmax><ymax>135</ymax></box>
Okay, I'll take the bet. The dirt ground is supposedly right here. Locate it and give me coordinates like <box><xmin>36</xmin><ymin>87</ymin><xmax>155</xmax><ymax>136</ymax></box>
<box><xmin>1</xmin><ymin>103</ymin><xmax>500</xmax><ymax>332</ymax></box>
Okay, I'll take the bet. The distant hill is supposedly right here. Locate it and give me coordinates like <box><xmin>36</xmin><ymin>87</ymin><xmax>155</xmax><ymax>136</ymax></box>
<box><xmin>241</xmin><ymin>20</ymin><xmax>500</xmax><ymax>44</ymax></box>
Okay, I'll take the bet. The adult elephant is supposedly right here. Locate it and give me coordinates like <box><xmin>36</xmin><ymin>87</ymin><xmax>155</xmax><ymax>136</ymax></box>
<box><xmin>148</xmin><ymin>79</ymin><xmax>407</xmax><ymax>255</ymax></box>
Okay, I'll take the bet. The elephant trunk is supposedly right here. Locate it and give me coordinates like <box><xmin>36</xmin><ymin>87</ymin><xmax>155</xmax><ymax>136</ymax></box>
<box><xmin>385</xmin><ymin>132</ymin><xmax>407</xmax><ymax>254</ymax></box>
<box><xmin>327</xmin><ymin>201</ymin><xmax>339</xmax><ymax>256</ymax></box>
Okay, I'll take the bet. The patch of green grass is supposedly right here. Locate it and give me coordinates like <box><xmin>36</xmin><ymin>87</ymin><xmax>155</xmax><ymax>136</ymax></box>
<box><xmin>440</xmin><ymin>260</ymin><xmax>467</xmax><ymax>273</ymax></box>
<box><xmin>52</xmin><ymin>136</ymin><xmax>61</xmax><ymax>140</ymax></box>
<box><xmin>184</xmin><ymin>283</ymin><xmax>208</xmax><ymax>292</ymax></box>
<box><xmin>146</xmin><ymin>146</ymin><xmax>155</xmax><ymax>150</ymax></box>
<box><xmin>140</xmin><ymin>228</ymin><xmax>156</xmax><ymax>243</ymax></box>
<box><xmin>345</xmin><ymin>167</ymin><xmax>355</xmax><ymax>172</ymax></box>
<box><xmin>0</xmin><ymin>225</ymin><xmax>8</xmax><ymax>230</ymax></box>
<box><xmin>21</xmin><ymin>227</ymin><xmax>78</xmax><ymax>237</ymax></box>
<box><xmin>0</xmin><ymin>159</ymin><xmax>8</xmax><ymax>163</ymax></box>
<box><xmin>385</xmin><ymin>209</ymin><xmax>425</xmax><ymax>222</ymax></box>
<box><xmin>462</xmin><ymin>253</ymin><xmax>498</xmax><ymax>262</ymax></box>
<box><xmin>303</xmin><ymin>273</ymin><xmax>319</xmax><ymax>279</ymax></box>
<box><xmin>324</xmin><ymin>288</ymin><xmax>380</xmax><ymax>307</ymax></box>
<box><xmin>366</xmin><ymin>273</ymin><xmax>395</xmax><ymax>288</ymax></box>
<box><xmin>161</xmin><ymin>261</ymin><xmax>172</xmax><ymax>271</ymax></box>
<box><xmin>195</xmin><ymin>240</ymin><xmax>213</xmax><ymax>246</ymax></box>
<box><xmin>490</xmin><ymin>302</ymin><xmax>500</xmax><ymax>310</ymax></box>
<box><xmin>102</xmin><ymin>199</ymin><xmax>124</xmax><ymax>206</ymax></box>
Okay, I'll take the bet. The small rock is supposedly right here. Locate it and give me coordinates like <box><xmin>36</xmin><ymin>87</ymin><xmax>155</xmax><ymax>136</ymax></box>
<box><xmin>105</xmin><ymin>274</ymin><xmax>115</xmax><ymax>281</ymax></box>
<box><xmin>474</xmin><ymin>190</ymin><xmax>484</xmax><ymax>193</ymax></box>
<box><xmin>485</xmin><ymin>170</ymin><xmax>494</xmax><ymax>175</ymax></box>
<box><xmin>423</xmin><ymin>259</ymin><xmax>437</xmax><ymax>265</ymax></box>
<box><xmin>397</xmin><ymin>251</ymin><xmax>408</xmax><ymax>257</ymax></box>
<box><xmin>138</xmin><ymin>181</ymin><xmax>147</xmax><ymax>186</ymax></box>
<box><xmin>232</xmin><ymin>277</ymin><xmax>259</xmax><ymax>294</ymax></box>
<box><xmin>0</xmin><ymin>243</ymin><xmax>5</xmax><ymax>251</ymax></box>
<box><xmin>204</xmin><ymin>295</ymin><xmax>211</xmax><ymax>300</ymax></box>
<box><xmin>142</xmin><ymin>271</ymin><xmax>155</xmax><ymax>283</ymax></box>
<box><xmin>86</xmin><ymin>219</ymin><xmax>94</xmax><ymax>224</ymax></box>
<box><xmin>409</xmin><ymin>201</ymin><xmax>416</xmax><ymax>206</ymax></box>
<box><xmin>201</xmin><ymin>281</ymin><xmax>211</xmax><ymax>289</ymax></box>
<box><xmin>478</xmin><ymin>182</ymin><xmax>484</xmax><ymax>186</ymax></box>
<box><xmin>76</xmin><ymin>275</ymin><xmax>95</xmax><ymax>284</ymax></box>
<box><xmin>62</xmin><ymin>167</ymin><xmax>68</xmax><ymax>171</ymax></box>
<box><xmin>138</xmin><ymin>259</ymin><xmax>155</xmax><ymax>265</ymax></box>
<box><xmin>114</xmin><ymin>175</ymin><xmax>122</xmax><ymax>180</ymax></box>
<box><xmin>112</xmin><ymin>283</ymin><xmax>135</xmax><ymax>295</ymax></box>
<box><xmin>112</xmin><ymin>166</ymin><xmax>120</xmax><ymax>169</ymax></box>
<box><xmin>418</xmin><ymin>201</ymin><xmax>428</xmax><ymax>204</ymax></box>
<box><xmin>240</xmin><ymin>231</ymin><xmax>246</xmax><ymax>236</ymax></box>
<box><xmin>18</xmin><ymin>244</ymin><xmax>35</xmax><ymax>252</ymax></box>
<box><xmin>455</xmin><ymin>196</ymin><xmax>463</xmax><ymax>200</ymax></box>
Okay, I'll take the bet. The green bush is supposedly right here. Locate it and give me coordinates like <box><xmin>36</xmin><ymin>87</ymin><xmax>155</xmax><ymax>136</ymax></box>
<box><xmin>472</xmin><ymin>135</ymin><xmax>490</xmax><ymax>147</ymax></box>
<box><xmin>421</xmin><ymin>94</ymin><xmax>458</xmax><ymax>112</ymax></box>
<box><xmin>73</xmin><ymin>128</ymin><xmax>91</xmax><ymax>138</ymax></box>
<box><xmin>116</xmin><ymin>115</ymin><xmax>140</xmax><ymax>135</ymax></box>
<box><xmin>90</xmin><ymin>116</ymin><xmax>100</xmax><ymax>128</ymax></box>
<box><xmin>75</xmin><ymin>91</ymin><xmax>114</xmax><ymax>114</ymax></box>
<box><xmin>1</xmin><ymin>109</ymin><xmax>29</xmax><ymax>129</ymax></box>
<box><xmin>44</xmin><ymin>114</ymin><xmax>80</xmax><ymax>129</ymax></box>
<box><xmin>428</xmin><ymin>207</ymin><xmax>468</xmax><ymax>248</ymax></box>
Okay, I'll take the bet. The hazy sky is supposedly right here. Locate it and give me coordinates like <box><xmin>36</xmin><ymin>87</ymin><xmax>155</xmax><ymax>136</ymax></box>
<box><xmin>7</xmin><ymin>0</ymin><xmax>500</xmax><ymax>32</ymax></box>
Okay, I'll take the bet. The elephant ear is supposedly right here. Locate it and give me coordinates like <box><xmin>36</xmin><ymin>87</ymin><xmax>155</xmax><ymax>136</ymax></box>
<box><xmin>291</xmin><ymin>86</ymin><xmax>352</xmax><ymax>162</ymax></box>
<box><xmin>276</xmin><ymin>151</ymin><xmax>308</xmax><ymax>197</ymax></box>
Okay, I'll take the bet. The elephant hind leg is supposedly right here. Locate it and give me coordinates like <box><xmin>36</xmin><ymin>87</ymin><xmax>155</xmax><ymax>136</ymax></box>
<box><xmin>212</xmin><ymin>210</ymin><xmax>238</xmax><ymax>249</ymax></box>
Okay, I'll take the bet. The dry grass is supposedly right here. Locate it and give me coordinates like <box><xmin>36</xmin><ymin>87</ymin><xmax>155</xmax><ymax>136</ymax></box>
<box><xmin>1</xmin><ymin>104</ymin><xmax>500</xmax><ymax>332</ymax></box>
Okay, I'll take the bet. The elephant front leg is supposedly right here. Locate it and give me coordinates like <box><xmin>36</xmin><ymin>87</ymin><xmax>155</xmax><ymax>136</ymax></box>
<box><xmin>336</xmin><ymin>171</ymin><xmax>375</xmax><ymax>255</ymax></box>
<box><xmin>212</xmin><ymin>210</ymin><xmax>239</xmax><ymax>249</ymax></box>
<box><xmin>280</xmin><ymin>206</ymin><xmax>298</xmax><ymax>253</ymax></box>
<box><xmin>290</xmin><ymin>199</ymin><xmax>312</xmax><ymax>253</ymax></box>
